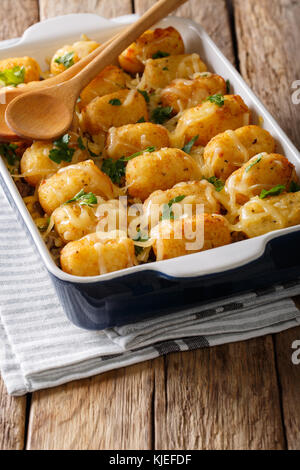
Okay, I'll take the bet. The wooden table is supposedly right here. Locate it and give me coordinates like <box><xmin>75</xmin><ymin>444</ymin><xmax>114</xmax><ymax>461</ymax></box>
<box><xmin>0</xmin><ymin>0</ymin><xmax>300</xmax><ymax>450</ymax></box>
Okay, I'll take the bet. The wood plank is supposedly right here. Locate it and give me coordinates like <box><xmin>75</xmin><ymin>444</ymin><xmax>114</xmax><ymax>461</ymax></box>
<box><xmin>155</xmin><ymin>338</ymin><xmax>285</xmax><ymax>450</ymax></box>
<box><xmin>0</xmin><ymin>0</ymin><xmax>39</xmax><ymax>40</ymax></box>
<box><xmin>39</xmin><ymin>0</ymin><xmax>133</xmax><ymax>20</ymax></box>
<box><xmin>234</xmin><ymin>0</ymin><xmax>300</xmax><ymax>450</ymax></box>
<box><xmin>0</xmin><ymin>376</ymin><xmax>27</xmax><ymax>450</ymax></box>
<box><xmin>274</xmin><ymin>322</ymin><xmax>300</xmax><ymax>450</ymax></box>
<box><xmin>27</xmin><ymin>360</ymin><xmax>161</xmax><ymax>450</ymax></box>
<box><xmin>0</xmin><ymin>0</ymin><xmax>38</xmax><ymax>451</ymax></box>
<box><xmin>234</xmin><ymin>0</ymin><xmax>300</xmax><ymax>149</ymax></box>
<box><xmin>135</xmin><ymin>0</ymin><xmax>235</xmax><ymax>64</ymax></box>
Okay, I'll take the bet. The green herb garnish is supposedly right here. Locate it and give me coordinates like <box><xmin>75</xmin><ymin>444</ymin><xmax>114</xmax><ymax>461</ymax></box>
<box><xmin>151</xmin><ymin>106</ymin><xmax>173</xmax><ymax>124</ymax></box>
<box><xmin>289</xmin><ymin>181</ymin><xmax>300</xmax><ymax>193</ymax></box>
<box><xmin>259</xmin><ymin>185</ymin><xmax>286</xmax><ymax>199</ymax></box>
<box><xmin>77</xmin><ymin>136</ymin><xmax>86</xmax><ymax>150</ymax></box>
<box><xmin>0</xmin><ymin>143</ymin><xmax>19</xmax><ymax>166</ymax></box>
<box><xmin>226</xmin><ymin>79</ymin><xmax>230</xmax><ymax>94</ymax></box>
<box><xmin>102</xmin><ymin>147</ymin><xmax>156</xmax><ymax>183</ymax></box>
<box><xmin>101</xmin><ymin>158</ymin><xmax>126</xmax><ymax>184</ymax></box>
<box><xmin>54</xmin><ymin>52</ymin><xmax>75</xmax><ymax>69</ymax></box>
<box><xmin>162</xmin><ymin>66</ymin><xmax>169</xmax><ymax>71</ymax></box>
<box><xmin>0</xmin><ymin>66</ymin><xmax>25</xmax><ymax>87</ymax></box>
<box><xmin>137</xmin><ymin>89</ymin><xmax>150</xmax><ymax>103</ymax></box>
<box><xmin>124</xmin><ymin>146</ymin><xmax>156</xmax><ymax>161</ymax></box>
<box><xmin>245</xmin><ymin>155</ymin><xmax>262</xmax><ymax>173</ymax></box>
<box><xmin>206</xmin><ymin>176</ymin><xmax>225</xmax><ymax>192</ymax></box>
<box><xmin>161</xmin><ymin>195</ymin><xmax>186</xmax><ymax>221</ymax></box>
<box><xmin>64</xmin><ymin>189</ymin><xmax>98</xmax><ymax>207</ymax></box>
<box><xmin>152</xmin><ymin>51</ymin><xmax>170</xmax><ymax>59</ymax></box>
<box><xmin>49</xmin><ymin>134</ymin><xmax>75</xmax><ymax>164</ymax></box>
<box><xmin>137</xmin><ymin>116</ymin><xmax>146</xmax><ymax>123</ymax></box>
<box><xmin>109</xmin><ymin>98</ymin><xmax>122</xmax><ymax>106</ymax></box>
<box><xmin>182</xmin><ymin>135</ymin><xmax>199</xmax><ymax>154</ymax></box>
<box><xmin>205</xmin><ymin>94</ymin><xmax>225</xmax><ymax>107</ymax></box>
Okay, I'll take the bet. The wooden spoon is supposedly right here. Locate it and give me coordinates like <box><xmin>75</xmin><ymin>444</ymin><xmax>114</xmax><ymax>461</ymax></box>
<box><xmin>5</xmin><ymin>0</ymin><xmax>187</xmax><ymax>141</ymax></box>
<box><xmin>0</xmin><ymin>33</ymin><xmax>119</xmax><ymax>141</ymax></box>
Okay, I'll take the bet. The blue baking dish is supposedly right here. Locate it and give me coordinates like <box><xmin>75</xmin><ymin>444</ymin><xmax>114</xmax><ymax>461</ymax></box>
<box><xmin>0</xmin><ymin>14</ymin><xmax>300</xmax><ymax>330</ymax></box>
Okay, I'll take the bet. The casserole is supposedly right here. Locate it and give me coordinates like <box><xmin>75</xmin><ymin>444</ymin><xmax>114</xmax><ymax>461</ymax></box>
<box><xmin>0</xmin><ymin>13</ymin><xmax>300</xmax><ymax>330</ymax></box>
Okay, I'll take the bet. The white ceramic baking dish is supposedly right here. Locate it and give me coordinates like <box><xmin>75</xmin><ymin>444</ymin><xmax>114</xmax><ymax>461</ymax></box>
<box><xmin>0</xmin><ymin>14</ymin><xmax>299</xmax><ymax>329</ymax></box>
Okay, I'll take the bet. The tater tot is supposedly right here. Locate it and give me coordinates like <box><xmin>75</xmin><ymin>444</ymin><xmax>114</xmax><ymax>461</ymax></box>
<box><xmin>52</xmin><ymin>203</ymin><xmax>99</xmax><ymax>243</ymax></box>
<box><xmin>79</xmin><ymin>65</ymin><xmax>128</xmax><ymax>109</ymax></box>
<box><xmin>126</xmin><ymin>148</ymin><xmax>202</xmax><ymax>201</ymax></box>
<box><xmin>225</xmin><ymin>153</ymin><xmax>297</xmax><ymax>208</ymax></box>
<box><xmin>38</xmin><ymin>160</ymin><xmax>114</xmax><ymax>214</ymax></box>
<box><xmin>0</xmin><ymin>56</ymin><xmax>41</xmax><ymax>83</ymax></box>
<box><xmin>82</xmin><ymin>89</ymin><xmax>149</xmax><ymax>135</ymax></box>
<box><xmin>106</xmin><ymin>123</ymin><xmax>170</xmax><ymax>160</ymax></box>
<box><xmin>50</xmin><ymin>40</ymin><xmax>99</xmax><ymax>75</ymax></box>
<box><xmin>53</xmin><ymin>197</ymin><xmax>131</xmax><ymax>243</ymax></box>
<box><xmin>140</xmin><ymin>54</ymin><xmax>207</xmax><ymax>90</ymax></box>
<box><xmin>143</xmin><ymin>180</ymin><xmax>221</xmax><ymax>228</ymax></box>
<box><xmin>161</xmin><ymin>73</ymin><xmax>227</xmax><ymax>114</ymax></box>
<box><xmin>151</xmin><ymin>214</ymin><xmax>231</xmax><ymax>261</ymax></box>
<box><xmin>174</xmin><ymin>95</ymin><xmax>251</xmax><ymax>147</ymax></box>
<box><xmin>203</xmin><ymin>125</ymin><xmax>276</xmax><ymax>180</ymax></box>
<box><xmin>238</xmin><ymin>191</ymin><xmax>300</xmax><ymax>238</ymax></box>
<box><xmin>118</xmin><ymin>26</ymin><xmax>185</xmax><ymax>75</ymax></box>
<box><xmin>60</xmin><ymin>234</ymin><xmax>136</xmax><ymax>277</ymax></box>
<box><xmin>20</xmin><ymin>141</ymin><xmax>87</xmax><ymax>187</ymax></box>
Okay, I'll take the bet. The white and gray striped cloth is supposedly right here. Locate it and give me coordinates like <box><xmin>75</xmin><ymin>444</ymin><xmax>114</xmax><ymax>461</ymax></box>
<box><xmin>1</xmin><ymin>183</ymin><xmax>300</xmax><ymax>396</ymax></box>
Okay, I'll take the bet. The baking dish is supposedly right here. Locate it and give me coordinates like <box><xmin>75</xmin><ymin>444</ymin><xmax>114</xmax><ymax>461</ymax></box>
<box><xmin>1</xmin><ymin>13</ymin><xmax>300</xmax><ymax>330</ymax></box>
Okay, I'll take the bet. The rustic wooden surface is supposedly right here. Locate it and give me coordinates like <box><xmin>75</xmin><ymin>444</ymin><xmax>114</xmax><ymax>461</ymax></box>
<box><xmin>0</xmin><ymin>0</ymin><xmax>300</xmax><ymax>450</ymax></box>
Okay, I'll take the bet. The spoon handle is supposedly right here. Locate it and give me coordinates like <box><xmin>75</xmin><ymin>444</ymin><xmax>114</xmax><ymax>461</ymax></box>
<box><xmin>70</xmin><ymin>0</ymin><xmax>188</xmax><ymax>93</ymax></box>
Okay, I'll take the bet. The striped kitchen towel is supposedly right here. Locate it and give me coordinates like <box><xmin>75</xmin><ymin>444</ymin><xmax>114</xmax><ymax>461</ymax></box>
<box><xmin>1</xmin><ymin>183</ymin><xmax>300</xmax><ymax>396</ymax></box>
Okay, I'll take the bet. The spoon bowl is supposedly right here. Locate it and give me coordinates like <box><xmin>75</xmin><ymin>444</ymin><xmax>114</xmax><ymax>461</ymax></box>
<box><xmin>5</xmin><ymin>85</ymin><xmax>75</xmax><ymax>140</ymax></box>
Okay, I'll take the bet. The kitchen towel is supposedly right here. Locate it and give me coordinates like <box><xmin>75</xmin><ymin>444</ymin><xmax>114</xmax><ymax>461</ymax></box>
<box><xmin>1</xmin><ymin>183</ymin><xmax>300</xmax><ymax>396</ymax></box>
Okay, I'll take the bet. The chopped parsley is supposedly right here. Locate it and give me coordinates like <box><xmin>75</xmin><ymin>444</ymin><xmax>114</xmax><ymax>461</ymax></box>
<box><xmin>133</xmin><ymin>229</ymin><xmax>150</xmax><ymax>256</ymax></box>
<box><xmin>162</xmin><ymin>66</ymin><xmax>169</xmax><ymax>71</ymax></box>
<box><xmin>289</xmin><ymin>181</ymin><xmax>300</xmax><ymax>193</ymax></box>
<box><xmin>101</xmin><ymin>158</ymin><xmax>126</xmax><ymax>184</ymax></box>
<box><xmin>161</xmin><ymin>195</ymin><xmax>186</xmax><ymax>221</ymax></box>
<box><xmin>151</xmin><ymin>106</ymin><xmax>173</xmax><ymax>124</ymax></box>
<box><xmin>0</xmin><ymin>66</ymin><xmax>25</xmax><ymax>87</ymax></box>
<box><xmin>137</xmin><ymin>116</ymin><xmax>146</xmax><ymax>123</ymax></box>
<box><xmin>226</xmin><ymin>79</ymin><xmax>230</xmax><ymax>94</ymax></box>
<box><xmin>259</xmin><ymin>185</ymin><xmax>286</xmax><ymax>199</ymax></box>
<box><xmin>152</xmin><ymin>51</ymin><xmax>170</xmax><ymax>59</ymax></box>
<box><xmin>137</xmin><ymin>89</ymin><xmax>150</xmax><ymax>103</ymax></box>
<box><xmin>109</xmin><ymin>98</ymin><xmax>122</xmax><ymax>106</ymax></box>
<box><xmin>123</xmin><ymin>146</ymin><xmax>156</xmax><ymax>161</ymax></box>
<box><xmin>205</xmin><ymin>94</ymin><xmax>225</xmax><ymax>107</ymax></box>
<box><xmin>54</xmin><ymin>51</ymin><xmax>75</xmax><ymax>69</ymax></box>
<box><xmin>64</xmin><ymin>189</ymin><xmax>98</xmax><ymax>207</ymax></box>
<box><xmin>182</xmin><ymin>135</ymin><xmax>199</xmax><ymax>154</ymax></box>
<box><xmin>101</xmin><ymin>147</ymin><xmax>156</xmax><ymax>184</ymax></box>
<box><xmin>49</xmin><ymin>134</ymin><xmax>75</xmax><ymax>164</ymax></box>
<box><xmin>245</xmin><ymin>155</ymin><xmax>262</xmax><ymax>173</ymax></box>
<box><xmin>206</xmin><ymin>176</ymin><xmax>225</xmax><ymax>192</ymax></box>
<box><xmin>0</xmin><ymin>142</ymin><xmax>19</xmax><ymax>166</ymax></box>
<box><xmin>77</xmin><ymin>136</ymin><xmax>86</xmax><ymax>150</ymax></box>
